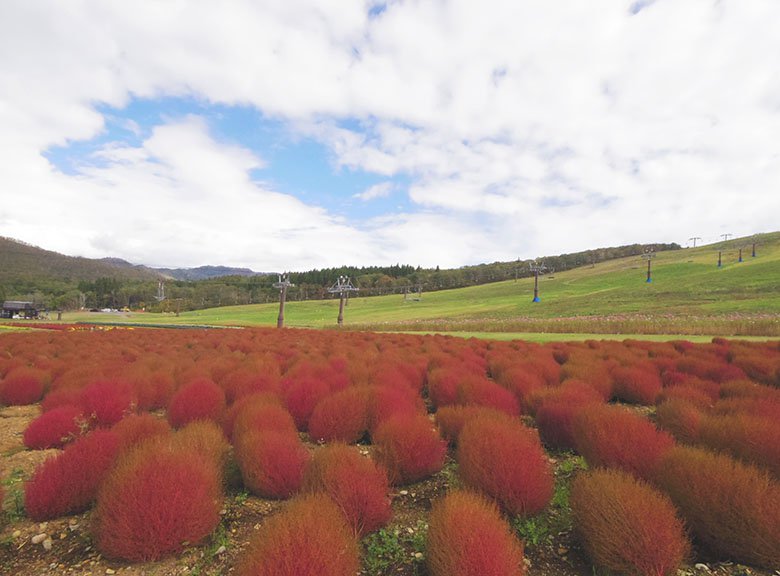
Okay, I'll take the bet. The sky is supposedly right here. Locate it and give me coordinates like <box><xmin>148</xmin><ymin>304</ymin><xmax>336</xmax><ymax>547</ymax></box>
<box><xmin>1</xmin><ymin>0</ymin><xmax>779</xmax><ymax>272</ymax></box>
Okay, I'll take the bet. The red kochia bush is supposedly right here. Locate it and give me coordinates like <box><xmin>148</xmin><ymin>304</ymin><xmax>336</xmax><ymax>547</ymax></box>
<box><xmin>611</xmin><ymin>365</ymin><xmax>662</xmax><ymax>405</ymax></box>
<box><xmin>282</xmin><ymin>376</ymin><xmax>330</xmax><ymax>431</ymax></box>
<box><xmin>236</xmin><ymin>493</ymin><xmax>359</xmax><ymax>576</ymax></box>
<box><xmin>302</xmin><ymin>443</ymin><xmax>391</xmax><ymax>536</ymax></box>
<box><xmin>573</xmin><ymin>404</ymin><xmax>674</xmax><ymax>482</ymax></box>
<box><xmin>24</xmin><ymin>429</ymin><xmax>121</xmax><ymax>520</ymax></box>
<box><xmin>80</xmin><ymin>379</ymin><xmax>136</xmax><ymax>427</ymax></box>
<box><xmin>0</xmin><ymin>367</ymin><xmax>48</xmax><ymax>405</ymax></box>
<box><xmin>23</xmin><ymin>405</ymin><xmax>83</xmax><ymax>449</ymax></box>
<box><xmin>571</xmin><ymin>469</ymin><xmax>690</xmax><ymax>576</ymax></box>
<box><xmin>40</xmin><ymin>387</ymin><xmax>82</xmax><ymax>412</ymax></box>
<box><xmin>223</xmin><ymin>392</ymin><xmax>286</xmax><ymax>440</ymax></box>
<box><xmin>92</xmin><ymin>441</ymin><xmax>222</xmax><ymax>562</ymax></box>
<box><xmin>427</xmin><ymin>491</ymin><xmax>525</xmax><ymax>576</ymax></box>
<box><xmin>308</xmin><ymin>386</ymin><xmax>371</xmax><ymax>443</ymax></box>
<box><xmin>536</xmin><ymin>400</ymin><xmax>593</xmax><ymax>451</ymax></box>
<box><xmin>457</xmin><ymin>416</ymin><xmax>553</xmax><ymax>516</ymax></box>
<box><xmin>373</xmin><ymin>414</ymin><xmax>447</xmax><ymax>485</ymax></box>
<box><xmin>111</xmin><ymin>413</ymin><xmax>172</xmax><ymax>453</ymax></box>
<box><xmin>435</xmin><ymin>405</ymin><xmax>511</xmax><ymax>446</ymax></box>
<box><xmin>167</xmin><ymin>378</ymin><xmax>226</xmax><ymax>428</ymax></box>
<box><xmin>698</xmin><ymin>414</ymin><xmax>780</xmax><ymax>478</ymax></box>
<box><xmin>654</xmin><ymin>445</ymin><xmax>780</xmax><ymax>568</ymax></box>
<box><xmin>234</xmin><ymin>430</ymin><xmax>310</xmax><ymax>499</ymax></box>
<box><xmin>655</xmin><ymin>400</ymin><xmax>703</xmax><ymax>444</ymax></box>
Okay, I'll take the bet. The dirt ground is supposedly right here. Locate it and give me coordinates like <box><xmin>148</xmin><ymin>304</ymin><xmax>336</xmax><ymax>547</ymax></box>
<box><xmin>1</xmin><ymin>405</ymin><xmax>777</xmax><ymax>576</ymax></box>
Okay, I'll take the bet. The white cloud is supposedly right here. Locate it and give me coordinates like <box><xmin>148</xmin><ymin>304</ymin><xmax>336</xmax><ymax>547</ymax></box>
<box><xmin>0</xmin><ymin>0</ymin><xmax>779</xmax><ymax>269</ymax></box>
<box><xmin>354</xmin><ymin>182</ymin><xmax>394</xmax><ymax>201</ymax></box>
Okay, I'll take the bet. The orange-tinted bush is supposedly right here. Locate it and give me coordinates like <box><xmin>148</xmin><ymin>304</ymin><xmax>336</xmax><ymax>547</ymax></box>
<box><xmin>229</xmin><ymin>396</ymin><xmax>297</xmax><ymax>441</ymax></box>
<box><xmin>427</xmin><ymin>491</ymin><xmax>525</xmax><ymax>576</ymax></box>
<box><xmin>0</xmin><ymin>367</ymin><xmax>48</xmax><ymax>405</ymax></box>
<box><xmin>223</xmin><ymin>392</ymin><xmax>284</xmax><ymax>440</ymax></box>
<box><xmin>236</xmin><ymin>493</ymin><xmax>359</xmax><ymax>576</ymax></box>
<box><xmin>234</xmin><ymin>430</ymin><xmax>309</xmax><ymax>499</ymax></box>
<box><xmin>435</xmin><ymin>405</ymin><xmax>510</xmax><ymax>446</ymax></box>
<box><xmin>573</xmin><ymin>404</ymin><xmax>674</xmax><ymax>481</ymax></box>
<box><xmin>92</xmin><ymin>441</ymin><xmax>222</xmax><ymax>561</ymax></box>
<box><xmin>536</xmin><ymin>400</ymin><xmax>592</xmax><ymax>451</ymax></box>
<box><xmin>167</xmin><ymin>377</ymin><xmax>226</xmax><ymax>428</ymax></box>
<box><xmin>368</xmin><ymin>384</ymin><xmax>425</xmax><ymax>433</ymax></box>
<box><xmin>302</xmin><ymin>443</ymin><xmax>391</xmax><ymax>536</ymax></box>
<box><xmin>698</xmin><ymin>414</ymin><xmax>780</xmax><ymax>477</ymax></box>
<box><xmin>23</xmin><ymin>405</ymin><xmax>83</xmax><ymax>449</ymax></box>
<box><xmin>655</xmin><ymin>399</ymin><xmax>703</xmax><ymax>444</ymax></box>
<box><xmin>655</xmin><ymin>445</ymin><xmax>780</xmax><ymax>568</ymax></box>
<box><xmin>655</xmin><ymin>385</ymin><xmax>713</xmax><ymax>409</ymax></box>
<box><xmin>457</xmin><ymin>416</ymin><xmax>553</xmax><ymax>516</ymax></box>
<box><xmin>172</xmin><ymin>420</ymin><xmax>231</xmax><ymax>482</ymax></box>
<box><xmin>611</xmin><ymin>365</ymin><xmax>662</xmax><ymax>405</ymax></box>
<box><xmin>373</xmin><ymin>414</ymin><xmax>447</xmax><ymax>485</ymax></box>
<box><xmin>80</xmin><ymin>379</ymin><xmax>136</xmax><ymax>427</ymax></box>
<box><xmin>572</xmin><ymin>468</ymin><xmax>689</xmax><ymax>576</ymax></box>
<box><xmin>308</xmin><ymin>386</ymin><xmax>371</xmax><ymax>443</ymax></box>
<box><xmin>24</xmin><ymin>429</ymin><xmax>120</xmax><ymax>520</ymax></box>
<box><xmin>282</xmin><ymin>376</ymin><xmax>330</xmax><ymax>431</ymax></box>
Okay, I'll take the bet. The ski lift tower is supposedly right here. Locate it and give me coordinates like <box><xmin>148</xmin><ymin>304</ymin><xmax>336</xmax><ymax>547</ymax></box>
<box><xmin>273</xmin><ymin>273</ymin><xmax>294</xmax><ymax>328</ymax></box>
<box><xmin>529</xmin><ymin>261</ymin><xmax>547</xmax><ymax>303</ymax></box>
<box><xmin>155</xmin><ymin>281</ymin><xmax>166</xmax><ymax>302</ymax></box>
<box><xmin>642</xmin><ymin>248</ymin><xmax>656</xmax><ymax>283</ymax></box>
<box><xmin>328</xmin><ymin>275</ymin><xmax>359</xmax><ymax>326</ymax></box>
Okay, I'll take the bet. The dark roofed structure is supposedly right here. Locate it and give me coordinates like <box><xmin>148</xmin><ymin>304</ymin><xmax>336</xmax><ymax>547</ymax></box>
<box><xmin>1</xmin><ymin>301</ymin><xmax>38</xmax><ymax>319</ymax></box>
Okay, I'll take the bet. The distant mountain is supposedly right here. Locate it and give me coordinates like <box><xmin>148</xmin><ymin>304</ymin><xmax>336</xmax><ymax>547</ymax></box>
<box><xmin>154</xmin><ymin>265</ymin><xmax>265</xmax><ymax>281</ymax></box>
<box><xmin>0</xmin><ymin>237</ymin><xmax>163</xmax><ymax>282</ymax></box>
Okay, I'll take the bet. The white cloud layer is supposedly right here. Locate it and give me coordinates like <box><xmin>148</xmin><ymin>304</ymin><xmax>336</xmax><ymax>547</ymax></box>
<box><xmin>1</xmin><ymin>0</ymin><xmax>779</xmax><ymax>270</ymax></box>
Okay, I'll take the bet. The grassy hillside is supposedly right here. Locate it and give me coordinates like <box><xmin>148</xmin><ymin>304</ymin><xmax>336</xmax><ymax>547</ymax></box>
<box><xmin>0</xmin><ymin>237</ymin><xmax>160</xmax><ymax>283</ymax></box>
<box><xmin>55</xmin><ymin>232</ymin><xmax>780</xmax><ymax>336</ymax></box>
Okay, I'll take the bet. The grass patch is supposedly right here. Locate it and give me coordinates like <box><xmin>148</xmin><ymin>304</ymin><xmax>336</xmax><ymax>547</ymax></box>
<box><xmin>361</xmin><ymin>520</ymin><xmax>428</xmax><ymax>576</ymax></box>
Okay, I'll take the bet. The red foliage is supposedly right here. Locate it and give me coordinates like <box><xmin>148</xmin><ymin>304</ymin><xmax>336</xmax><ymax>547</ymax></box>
<box><xmin>223</xmin><ymin>392</ymin><xmax>285</xmax><ymax>439</ymax></box>
<box><xmin>611</xmin><ymin>365</ymin><xmax>662</xmax><ymax>405</ymax></box>
<box><xmin>457</xmin><ymin>416</ymin><xmax>553</xmax><ymax>516</ymax></box>
<box><xmin>92</xmin><ymin>441</ymin><xmax>222</xmax><ymax>562</ymax></box>
<box><xmin>573</xmin><ymin>404</ymin><xmax>675</xmax><ymax>481</ymax></box>
<box><xmin>435</xmin><ymin>405</ymin><xmax>511</xmax><ymax>445</ymax></box>
<box><xmin>368</xmin><ymin>384</ymin><xmax>425</xmax><ymax>433</ymax></box>
<box><xmin>23</xmin><ymin>405</ymin><xmax>83</xmax><ymax>449</ymax></box>
<box><xmin>302</xmin><ymin>443</ymin><xmax>391</xmax><ymax>536</ymax></box>
<box><xmin>235</xmin><ymin>493</ymin><xmax>359</xmax><ymax>576</ymax></box>
<box><xmin>172</xmin><ymin>420</ymin><xmax>231</xmax><ymax>482</ymax></box>
<box><xmin>24</xmin><ymin>429</ymin><xmax>121</xmax><ymax>520</ymax></box>
<box><xmin>80</xmin><ymin>379</ymin><xmax>136</xmax><ymax>427</ymax></box>
<box><xmin>282</xmin><ymin>376</ymin><xmax>330</xmax><ymax>431</ymax></box>
<box><xmin>494</xmin><ymin>367</ymin><xmax>545</xmax><ymax>412</ymax></box>
<box><xmin>457</xmin><ymin>376</ymin><xmax>520</xmax><ymax>416</ymax></box>
<box><xmin>571</xmin><ymin>468</ymin><xmax>689</xmax><ymax>576</ymax></box>
<box><xmin>308</xmin><ymin>386</ymin><xmax>371</xmax><ymax>443</ymax></box>
<box><xmin>167</xmin><ymin>377</ymin><xmax>226</xmax><ymax>428</ymax></box>
<box><xmin>427</xmin><ymin>490</ymin><xmax>525</xmax><ymax>576</ymax></box>
<box><xmin>234</xmin><ymin>430</ymin><xmax>310</xmax><ymax>499</ymax></box>
<box><xmin>221</xmin><ymin>368</ymin><xmax>280</xmax><ymax>405</ymax></box>
<box><xmin>698</xmin><ymin>413</ymin><xmax>780</xmax><ymax>478</ymax></box>
<box><xmin>229</xmin><ymin>397</ymin><xmax>297</xmax><ymax>441</ymax></box>
<box><xmin>111</xmin><ymin>413</ymin><xmax>172</xmax><ymax>453</ymax></box>
<box><xmin>655</xmin><ymin>385</ymin><xmax>713</xmax><ymax>409</ymax></box>
<box><xmin>40</xmin><ymin>387</ymin><xmax>82</xmax><ymax>412</ymax></box>
<box><xmin>536</xmin><ymin>401</ymin><xmax>593</xmax><ymax>451</ymax></box>
<box><xmin>0</xmin><ymin>367</ymin><xmax>48</xmax><ymax>405</ymax></box>
<box><xmin>655</xmin><ymin>445</ymin><xmax>780</xmax><ymax>568</ymax></box>
<box><xmin>373</xmin><ymin>414</ymin><xmax>447</xmax><ymax>485</ymax></box>
<box><xmin>655</xmin><ymin>400</ymin><xmax>703</xmax><ymax>444</ymax></box>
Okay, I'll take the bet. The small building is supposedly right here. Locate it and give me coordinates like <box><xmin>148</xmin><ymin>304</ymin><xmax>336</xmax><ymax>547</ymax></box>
<box><xmin>1</xmin><ymin>301</ymin><xmax>39</xmax><ymax>319</ymax></box>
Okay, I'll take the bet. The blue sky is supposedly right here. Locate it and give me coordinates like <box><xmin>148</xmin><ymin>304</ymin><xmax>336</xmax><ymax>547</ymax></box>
<box><xmin>1</xmin><ymin>0</ymin><xmax>778</xmax><ymax>271</ymax></box>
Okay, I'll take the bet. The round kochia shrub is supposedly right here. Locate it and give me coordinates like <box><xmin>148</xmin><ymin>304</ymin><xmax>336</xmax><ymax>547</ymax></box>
<box><xmin>302</xmin><ymin>443</ymin><xmax>391</xmax><ymax>536</ymax></box>
<box><xmin>111</xmin><ymin>413</ymin><xmax>172</xmax><ymax>453</ymax></box>
<box><xmin>308</xmin><ymin>386</ymin><xmax>371</xmax><ymax>443</ymax></box>
<box><xmin>80</xmin><ymin>379</ymin><xmax>136</xmax><ymax>427</ymax></box>
<box><xmin>234</xmin><ymin>430</ymin><xmax>310</xmax><ymax>499</ymax></box>
<box><xmin>457</xmin><ymin>416</ymin><xmax>553</xmax><ymax>516</ymax></box>
<box><xmin>427</xmin><ymin>490</ymin><xmax>525</xmax><ymax>576</ymax></box>
<box><xmin>0</xmin><ymin>367</ymin><xmax>48</xmax><ymax>405</ymax></box>
<box><xmin>23</xmin><ymin>405</ymin><xmax>83</xmax><ymax>449</ymax></box>
<box><xmin>655</xmin><ymin>399</ymin><xmax>703</xmax><ymax>444</ymax></box>
<box><xmin>167</xmin><ymin>377</ymin><xmax>226</xmax><ymax>428</ymax></box>
<box><xmin>571</xmin><ymin>469</ymin><xmax>690</xmax><ymax>576</ymax></box>
<box><xmin>372</xmin><ymin>414</ymin><xmax>447</xmax><ymax>485</ymax></box>
<box><xmin>92</xmin><ymin>440</ymin><xmax>222</xmax><ymax>562</ymax></box>
<box><xmin>282</xmin><ymin>376</ymin><xmax>330</xmax><ymax>431</ymax></box>
<box><xmin>573</xmin><ymin>404</ymin><xmax>674</xmax><ymax>481</ymax></box>
<box><xmin>435</xmin><ymin>405</ymin><xmax>511</xmax><ymax>446</ymax></box>
<box><xmin>25</xmin><ymin>429</ymin><xmax>121</xmax><ymax>520</ymax></box>
<box><xmin>654</xmin><ymin>445</ymin><xmax>780</xmax><ymax>568</ymax></box>
<box><xmin>236</xmin><ymin>493</ymin><xmax>359</xmax><ymax>576</ymax></box>
<box><xmin>698</xmin><ymin>413</ymin><xmax>780</xmax><ymax>478</ymax></box>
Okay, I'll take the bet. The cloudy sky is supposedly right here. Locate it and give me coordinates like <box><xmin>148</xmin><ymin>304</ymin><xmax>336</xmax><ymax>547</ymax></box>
<box><xmin>1</xmin><ymin>0</ymin><xmax>778</xmax><ymax>271</ymax></box>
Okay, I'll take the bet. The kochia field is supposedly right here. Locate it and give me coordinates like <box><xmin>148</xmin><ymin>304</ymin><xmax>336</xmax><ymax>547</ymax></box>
<box><xmin>0</xmin><ymin>327</ymin><xmax>779</xmax><ymax>576</ymax></box>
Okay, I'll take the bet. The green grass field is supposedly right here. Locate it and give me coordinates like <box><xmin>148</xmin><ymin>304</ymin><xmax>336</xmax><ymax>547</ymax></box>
<box><xmin>15</xmin><ymin>231</ymin><xmax>780</xmax><ymax>338</ymax></box>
